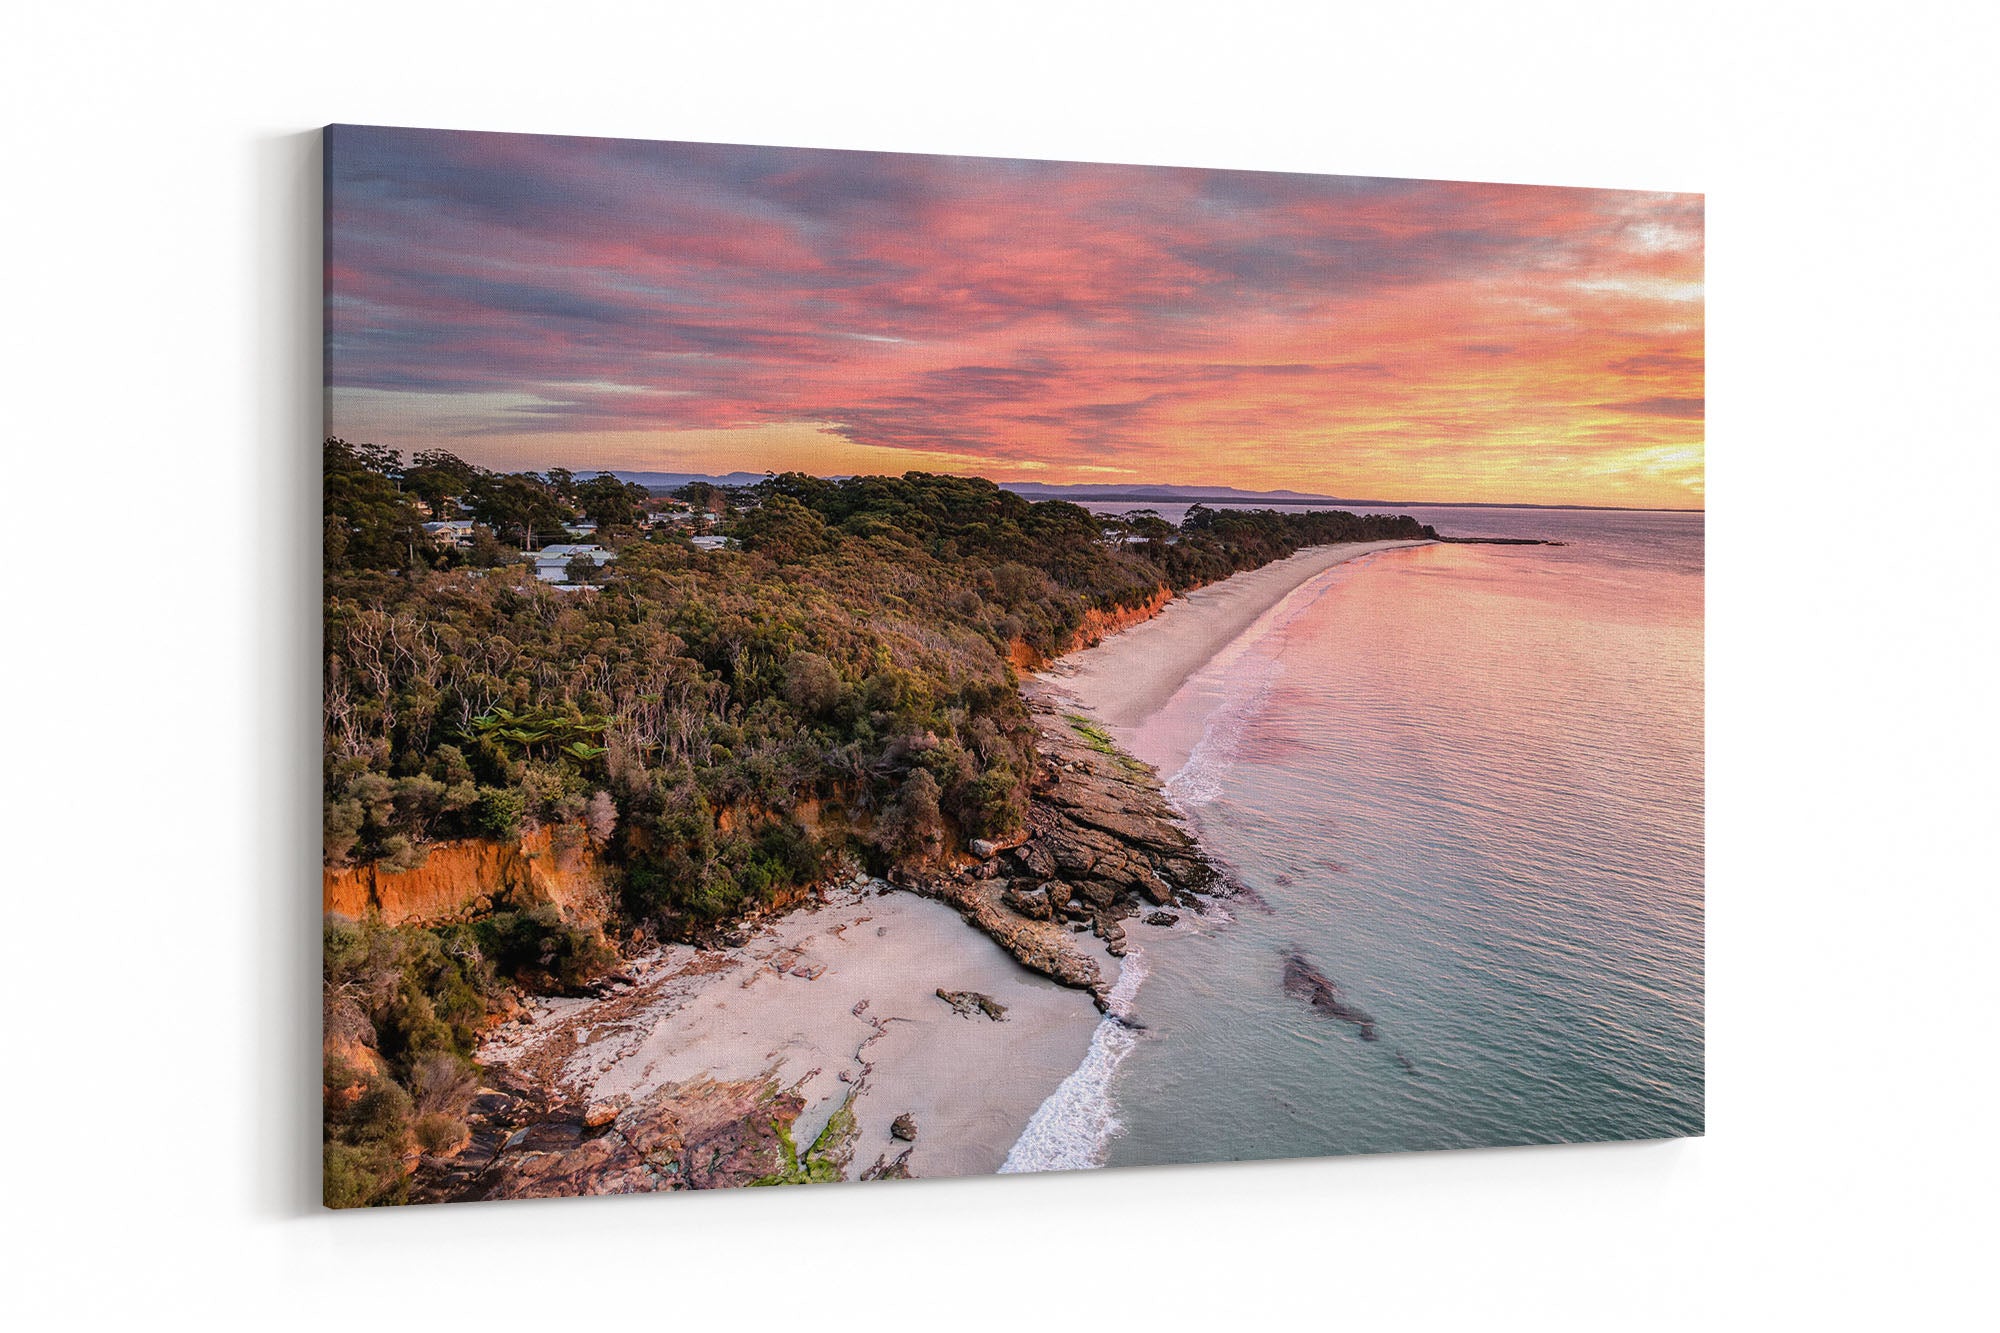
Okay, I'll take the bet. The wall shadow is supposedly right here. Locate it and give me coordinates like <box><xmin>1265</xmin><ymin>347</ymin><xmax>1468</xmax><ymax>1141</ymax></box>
<box><xmin>250</xmin><ymin>127</ymin><xmax>325</xmax><ymax>1217</ymax></box>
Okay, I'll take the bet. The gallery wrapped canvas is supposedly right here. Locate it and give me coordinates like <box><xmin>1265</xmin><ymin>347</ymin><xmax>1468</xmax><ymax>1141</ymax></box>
<box><xmin>322</xmin><ymin>124</ymin><xmax>1702</xmax><ymax>1207</ymax></box>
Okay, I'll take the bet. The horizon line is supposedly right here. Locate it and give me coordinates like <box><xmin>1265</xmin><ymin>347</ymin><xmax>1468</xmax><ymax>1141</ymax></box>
<box><xmin>589</xmin><ymin>467</ymin><xmax>1705</xmax><ymax>514</ymax></box>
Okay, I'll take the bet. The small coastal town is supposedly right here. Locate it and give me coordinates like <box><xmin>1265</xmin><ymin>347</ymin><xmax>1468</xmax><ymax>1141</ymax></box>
<box><xmin>400</xmin><ymin>465</ymin><xmax>743</xmax><ymax>586</ymax></box>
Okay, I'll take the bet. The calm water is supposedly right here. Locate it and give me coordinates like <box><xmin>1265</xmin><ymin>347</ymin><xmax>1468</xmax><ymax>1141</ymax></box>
<box><xmin>1008</xmin><ymin>507</ymin><xmax>1704</xmax><ymax>1169</ymax></box>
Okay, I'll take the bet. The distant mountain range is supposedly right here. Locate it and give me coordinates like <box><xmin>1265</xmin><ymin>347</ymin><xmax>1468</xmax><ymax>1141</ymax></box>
<box><xmin>610</xmin><ymin>470</ymin><xmax>774</xmax><ymax>491</ymax></box>
<box><xmin>612</xmin><ymin>472</ymin><xmax>1367</xmax><ymax>506</ymax></box>
<box><xmin>608</xmin><ymin>471</ymin><xmax>1696</xmax><ymax>513</ymax></box>
<box><xmin>996</xmin><ymin>481</ymin><xmax>1355</xmax><ymax>506</ymax></box>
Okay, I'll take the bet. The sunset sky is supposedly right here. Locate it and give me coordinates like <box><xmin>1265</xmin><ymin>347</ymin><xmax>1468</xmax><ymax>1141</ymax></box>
<box><xmin>326</xmin><ymin>126</ymin><xmax>1703</xmax><ymax>508</ymax></box>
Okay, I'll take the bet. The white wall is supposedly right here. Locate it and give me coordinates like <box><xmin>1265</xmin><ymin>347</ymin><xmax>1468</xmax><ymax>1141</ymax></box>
<box><xmin>5</xmin><ymin>2</ymin><xmax>1994</xmax><ymax>1327</ymax></box>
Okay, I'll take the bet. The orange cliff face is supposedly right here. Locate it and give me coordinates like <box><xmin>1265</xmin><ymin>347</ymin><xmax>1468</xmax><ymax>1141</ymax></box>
<box><xmin>323</xmin><ymin>823</ymin><xmax>614</xmax><ymax>929</ymax></box>
<box><xmin>1010</xmin><ymin>585</ymin><xmax>1177</xmax><ymax>670</ymax></box>
<box><xmin>1072</xmin><ymin>586</ymin><xmax>1175</xmax><ymax>650</ymax></box>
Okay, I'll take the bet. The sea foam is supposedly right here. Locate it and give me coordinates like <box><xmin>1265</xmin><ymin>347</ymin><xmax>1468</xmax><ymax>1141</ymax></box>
<box><xmin>1160</xmin><ymin>557</ymin><xmax>1356</xmax><ymax>813</ymax></box>
<box><xmin>999</xmin><ymin>949</ymin><xmax>1151</xmax><ymax>1173</ymax></box>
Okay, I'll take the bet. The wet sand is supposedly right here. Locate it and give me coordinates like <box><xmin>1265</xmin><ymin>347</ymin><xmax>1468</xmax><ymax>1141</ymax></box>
<box><xmin>1042</xmin><ymin>540</ymin><xmax>1429</xmax><ymax>730</ymax></box>
<box><xmin>482</xmin><ymin>882</ymin><xmax>1111</xmax><ymax>1181</ymax></box>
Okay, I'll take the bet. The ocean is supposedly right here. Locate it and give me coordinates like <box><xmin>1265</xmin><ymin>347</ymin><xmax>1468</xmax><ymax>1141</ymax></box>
<box><xmin>1005</xmin><ymin>506</ymin><xmax>1704</xmax><ymax>1170</ymax></box>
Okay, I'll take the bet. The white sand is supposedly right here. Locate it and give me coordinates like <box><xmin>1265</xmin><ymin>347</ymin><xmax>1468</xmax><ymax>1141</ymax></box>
<box><xmin>478</xmin><ymin>542</ymin><xmax>1422</xmax><ymax>1186</ymax></box>
<box><xmin>482</xmin><ymin>883</ymin><xmax>1111</xmax><ymax>1182</ymax></box>
<box><xmin>1044</xmin><ymin>540</ymin><xmax>1429</xmax><ymax>731</ymax></box>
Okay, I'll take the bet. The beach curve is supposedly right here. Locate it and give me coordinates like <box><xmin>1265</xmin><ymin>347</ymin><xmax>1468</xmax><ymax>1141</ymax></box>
<box><xmin>1045</xmin><ymin>539</ymin><xmax>1430</xmax><ymax>731</ymax></box>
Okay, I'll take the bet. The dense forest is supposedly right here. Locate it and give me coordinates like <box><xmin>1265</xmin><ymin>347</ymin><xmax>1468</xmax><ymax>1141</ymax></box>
<box><xmin>321</xmin><ymin>437</ymin><xmax>1433</xmax><ymax>1202</ymax></box>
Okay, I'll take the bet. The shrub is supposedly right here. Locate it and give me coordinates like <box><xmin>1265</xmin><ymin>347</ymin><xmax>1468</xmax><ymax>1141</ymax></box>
<box><xmin>959</xmin><ymin>766</ymin><xmax>1024</xmax><ymax>839</ymax></box>
<box><xmin>323</xmin><ymin>1054</ymin><xmax>416</xmax><ymax>1208</ymax></box>
<box><xmin>410</xmin><ymin>1051</ymin><xmax>478</xmax><ymax>1117</ymax></box>
<box><xmin>376</xmin><ymin>834</ymin><xmax>426</xmax><ymax>874</ymax></box>
<box><xmin>324</xmin><ymin>1140</ymin><xmax>406</xmax><ymax>1209</ymax></box>
<box><xmin>473</xmin><ymin>786</ymin><xmax>524</xmax><ymax>840</ymax></box>
<box><xmin>473</xmin><ymin>905</ymin><xmax>615</xmax><ymax>994</ymax></box>
<box><xmin>874</xmin><ymin>769</ymin><xmax>943</xmax><ymax>856</ymax></box>
<box><xmin>584</xmin><ymin>790</ymin><xmax>617</xmax><ymax>846</ymax></box>
<box><xmin>414</xmin><ymin>1113</ymin><xmax>469</xmax><ymax>1156</ymax></box>
<box><xmin>324</xmin><ymin>799</ymin><xmax>364</xmax><ymax>866</ymax></box>
<box><xmin>783</xmin><ymin>652</ymin><xmax>842</xmax><ymax>717</ymax></box>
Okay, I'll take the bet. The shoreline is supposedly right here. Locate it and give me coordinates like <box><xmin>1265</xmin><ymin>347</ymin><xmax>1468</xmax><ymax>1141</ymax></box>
<box><xmin>1041</xmin><ymin>539</ymin><xmax>1430</xmax><ymax>730</ymax></box>
<box><xmin>423</xmin><ymin>881</ymin><xmax>1112</xmax><ymax>1198</ymax></box>
<box><xmin>421</xmin><ymin>540</ymin><xmax>1425</xmax><ymax>1197</ymax></box>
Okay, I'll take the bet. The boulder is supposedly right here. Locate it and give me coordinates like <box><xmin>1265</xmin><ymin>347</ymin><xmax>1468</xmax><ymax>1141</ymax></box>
<box><xmin>1000</xmin><ymin>882</ymin><xmax>1052</xmax><ymax>920</ymax></box>
<box><xmin>1281</xmin><ymin>953</ymin><xmax>1380</xmax><ymax>1042</ymax></box>
<box><xmin>936</xmin><ymin>988</ymin><xmax>1009</xmax><ymax>1021</ymax></box>
<box><xmin>891</xmin><ymin>1113</ymin><xmax>918</xmax><ymax>1142</ymax></box>
<box><xmin>583</xmin><ymin>1094</ymin><xmax>629</xmax><ymax>1130</ymax></box>
<box><xmin>861</xmin><ymin>1149</ymin><xmax>915</xmax><ymax>1181</ymax></box>
<box><xmin>926</xmin><ymin>877</ymin><xmax>1105</xmax><ymax>1001</ymax></box>
<box><xmin>1099</xmin><ymin>918</ymin><xmax>1128</xmax><ymax>957</ymax></box>
<box><xmin>1076</xmin><ymin>877</ymin><xmax>1119</xmax><ymax>909</ymax></box>
<box><xmin>1011</xmin><ymin>841</ymin><xmax>1058</xmax><ymax>879</ymax></box>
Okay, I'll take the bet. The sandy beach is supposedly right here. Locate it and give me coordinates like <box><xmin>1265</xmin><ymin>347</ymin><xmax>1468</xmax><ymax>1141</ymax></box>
<box><xmin>1046</xmin><ymin>539</ymin><xmax>1428</xmax><ymax>734</ymax></box>
<box><xmin>481</xmin><ymin>880</ymin><xmax>1112</xmax><ymax>1182</ymax></box>
<box><xmin>468</xmin><ymin>541</ymin><xmax>1426</xmax><ymax>1189</ymax></box>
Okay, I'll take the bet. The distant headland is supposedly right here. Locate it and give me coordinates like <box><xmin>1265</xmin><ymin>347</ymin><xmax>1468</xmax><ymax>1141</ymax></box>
<box><xmin>599</xmin><ymin>471</ymin><xmax>1698</xmax><ymax>515</ymax></box>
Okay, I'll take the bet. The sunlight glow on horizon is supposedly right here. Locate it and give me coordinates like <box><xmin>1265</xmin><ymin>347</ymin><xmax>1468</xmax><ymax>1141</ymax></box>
<box><xmin>326</xmin><ymin>128</ymin><xmax>1704</xmax><ymax>509</ymax></box>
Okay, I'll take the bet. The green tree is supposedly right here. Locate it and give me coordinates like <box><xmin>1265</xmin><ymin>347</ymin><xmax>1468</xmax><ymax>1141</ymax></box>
<box><xmin>575</xmin><ymin>473</ymin><xmax>649</xmax><ymax>529</ymax></box>
<box><xmin>467</xmin><ymin>472</ymin><xmax>575</xmax><ymax>549</ymax></box>
<box><xmin>324</xmin><ymin>437</ymin><xmax>425</xmax><ymax>572</ymax></box>
<box><xmin>673</xmin><ymin>480</ymin><xmax>727</xmax><ymax>516</ymax></box>
<box><xmin>403</xmin><ymin>448</ymin><xmax>482</xmax><ymax>519</ymax></box>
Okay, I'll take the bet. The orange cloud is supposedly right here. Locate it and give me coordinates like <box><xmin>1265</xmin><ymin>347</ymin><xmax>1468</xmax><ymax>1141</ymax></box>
<box><xmin>328</xmin><ymin>127</ymin><xmax>1702</xmax><ymax>508</ymax></box>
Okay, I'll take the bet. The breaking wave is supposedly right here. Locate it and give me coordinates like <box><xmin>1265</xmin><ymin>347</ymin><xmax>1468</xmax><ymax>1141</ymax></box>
<box><xmin>998</xmin><ymin>950</ymin><xmax>1151</xmax><ymax>1174</ymax></box>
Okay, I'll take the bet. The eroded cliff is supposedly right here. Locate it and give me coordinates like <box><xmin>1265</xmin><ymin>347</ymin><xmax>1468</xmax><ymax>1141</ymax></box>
<box><xmin>323</xmin><ymin>823</ymin><xmax>614</xmax><ymax>928</ymax></box>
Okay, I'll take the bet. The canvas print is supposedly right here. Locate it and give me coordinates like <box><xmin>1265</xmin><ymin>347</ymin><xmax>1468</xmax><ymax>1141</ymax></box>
<box><xmin>322</xmin><ymin>124</ymin><xmax>1703</xmax><ymax>1207</ymax></box>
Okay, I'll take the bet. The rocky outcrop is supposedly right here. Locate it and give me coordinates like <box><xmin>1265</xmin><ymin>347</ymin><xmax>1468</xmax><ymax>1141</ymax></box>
<box><xmin>322</xmin><ymin>823</ymin><xmax>613</xmax><ymax>929</ymax></box>
<box><xmin>860</xmin><ymin>1149</ymin><xmax>914</xmax><ymax>1180</ymax></box>
<box><xmin>1434</xmin><ymin>535</ymin><xmax>1564</xmax><ymax>546</ymax></box>
<box><xmin>420</xmin><ymin>1072</ymin><xmax>809</xmax><ymax>1201</ymax></box>
<box><xmin>916</xmin><ymin>677</ymin><xmax>1217</xmax><ymax>1002</ymax></box>
<box><xmin>1281</xmin><ymin>953</ymin><xmax>1379</xmax><ymax>1042</ymax></box>
<box><xmin>1016</xmin><ymin>682</ymin><xmax>1213</xmax><ymax>911</ymax></box>
<box><xmin>922</xmin><ymin>874</ymin><xmax>1107</xmax><ymax>1001</ymax></box>
<box><xmin>935</xmin><ymin>988</ymin><xmax>1008</xmax><ymax>1021</ymax></box>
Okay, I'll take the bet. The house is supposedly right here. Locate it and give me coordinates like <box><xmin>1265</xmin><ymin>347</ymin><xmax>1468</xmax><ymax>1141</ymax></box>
<box><xmin>563</xmin><ymin>519</ymin><xmax>599</xmax><ymax>539</ymax></box>
<box><xmin>422</xmin><ymin>520</ymin><xmax>478</xmax><ymax>548</ymax></box>
<box><xmin>689</xmin><ymin>534</ymin><xmax>734</xmax><ymax>552</ymax></box>
<box><xmin>531</xmin><ymin>543</ymin><xmax>616</xmax><ymax>583</ymax></box>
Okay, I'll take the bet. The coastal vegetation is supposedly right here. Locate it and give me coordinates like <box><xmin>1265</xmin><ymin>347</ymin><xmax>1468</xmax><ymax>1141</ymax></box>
<box><xmin>322</xmin><ymin>437</ymin><xmax>1432</xmax><ymax>1203</ymax></box>
<box><xmin>322</xmin><ymin>908</ymin><xmax>614</xmax><ymax>1206</ymax></box>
